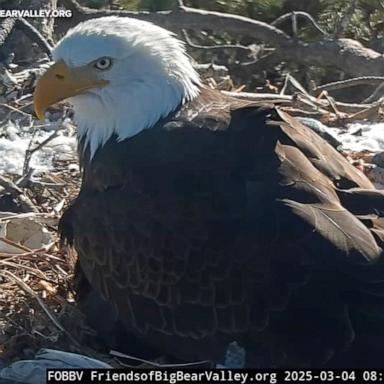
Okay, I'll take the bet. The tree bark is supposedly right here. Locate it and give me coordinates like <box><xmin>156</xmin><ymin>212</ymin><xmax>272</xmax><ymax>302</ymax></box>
<box><xmin>0</xmin><ymin>0</ymin><xmax>56</xmax><ymax>62</ymax></box>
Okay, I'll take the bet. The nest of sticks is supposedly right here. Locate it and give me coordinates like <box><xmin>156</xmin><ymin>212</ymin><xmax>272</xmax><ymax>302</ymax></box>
<box><xmin>0</xmin><ymin>59</ymin><xmax>383</xmax><ymax>367</ymax></box>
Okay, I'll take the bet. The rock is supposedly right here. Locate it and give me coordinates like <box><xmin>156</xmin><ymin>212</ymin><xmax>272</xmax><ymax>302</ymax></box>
<box><xmin>0</xmin><ymin>349</ymin><xmax>111</xmax><ymax>384</ymax></box>
<box><xmin>366</xmin><ymin>166</ymin><xmax>384</xmax><ymax>189</ymax></box>
<box><xmin>216</xmin><ymin>341</ymin><xmax>246</xmax><ymax>368</ymax></box>
<box><xmin>372</xmin><ymin>152</ymin><xmax>384</xmax><ymax>168</ymax></box>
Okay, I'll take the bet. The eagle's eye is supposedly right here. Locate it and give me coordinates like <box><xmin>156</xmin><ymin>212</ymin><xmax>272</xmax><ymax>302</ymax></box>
<box><xmin>94</xmin><ymin>57</ymin><xmax>113</xmax><ymax>70</ymax></box>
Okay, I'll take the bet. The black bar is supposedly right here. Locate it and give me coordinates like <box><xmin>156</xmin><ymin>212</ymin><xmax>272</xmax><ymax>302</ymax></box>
<box><xmin>46</xmin><ymin>368</ymin><xmax>384</xmax><ymax>384</ymax></box>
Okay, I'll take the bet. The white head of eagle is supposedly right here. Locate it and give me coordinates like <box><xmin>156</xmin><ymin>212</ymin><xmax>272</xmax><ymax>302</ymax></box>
<box><xmin>34</xmin><ymin>16</ymin><xmax>201</xmax><ymax>157</ymax></box>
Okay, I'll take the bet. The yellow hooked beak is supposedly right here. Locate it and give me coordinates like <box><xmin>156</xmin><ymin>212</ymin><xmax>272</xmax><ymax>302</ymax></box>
<box><xmin>33</xmin><ymin>60</ymin><xmax>109</xmax><ymax>120</ymax></box>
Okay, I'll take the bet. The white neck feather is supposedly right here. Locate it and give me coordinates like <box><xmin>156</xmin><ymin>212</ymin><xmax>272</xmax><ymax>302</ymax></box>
<box><xmin>71</xmin><ymin>70</ymin><xmax>200</xmax><ymax>158</ymax></box>
<box><xmin>53</xmin><ymin>16</ymin><xmax>201</xmax><ymax>158</ymax></box>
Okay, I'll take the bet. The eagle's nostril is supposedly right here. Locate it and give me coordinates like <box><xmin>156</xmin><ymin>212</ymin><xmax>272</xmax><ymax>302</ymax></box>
<box><xmin>55</xmin><ymin>73</ymin><xmax>65</xmax><ymax>80</ymax></box>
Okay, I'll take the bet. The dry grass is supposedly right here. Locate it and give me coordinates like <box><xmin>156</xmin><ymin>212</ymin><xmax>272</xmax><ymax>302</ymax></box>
<box><xmin>0</xmin><ymin>158</ymin><xmax>93</xmax><ymax>365</ymax></box>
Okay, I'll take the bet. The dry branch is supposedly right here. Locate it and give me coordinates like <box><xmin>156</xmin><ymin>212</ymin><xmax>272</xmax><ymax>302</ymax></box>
<box><xmin>23</xmin><ymin>130</ymin><xmax>58</xmax><ymax>176</ymax></box>
<box><xmin>271</xmin><ymin>11</ymin><xmax>328</xmax><ymax>37</ymax></box>
<box><xmin>313</xmin><ymin>77</ymin><xmax>384</xmax><ymax>94</ymax></box>
<box><xmin>342</xmin><ymin>102</ymin><xmax>383</xmax><ymax>123</ymax></box>
<box><xmin>57</xmin><ymin>1</ymin><xmax>384</xmax><ymax>79</ymax></box>
<box><xmin>0</xmin><ymin>269</ymin><xmax>63</xmax><ymax>330</ymax></box>
<box><xmin>181</xmin><ymin>30</ymin><xmax>252</xmax><ymax>54</ymax></box>
<box><xmin>58</xmin><ymin>0</ymin><xmax>292</xmax><ymax>45</ymax></box>
<box><xmin>0</xmin><ymin>268</ymin><xmax>81</xmax><ymax>349</ymax></box>
<box><xmin>363</xmin><ymin>83</ymin><xmax>384</xmax><ymax>103</ymax></box>
<box><xmin>222</xmin><ymin>90</ymin><xmax>376</xmax><ymax>114</ymax></box>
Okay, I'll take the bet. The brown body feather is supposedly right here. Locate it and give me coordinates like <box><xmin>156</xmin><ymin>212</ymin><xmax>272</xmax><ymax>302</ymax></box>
<box><xmin>61</xmin><ymin>88</ymin><xmax>384</xmax><ymax>367</ymax></box>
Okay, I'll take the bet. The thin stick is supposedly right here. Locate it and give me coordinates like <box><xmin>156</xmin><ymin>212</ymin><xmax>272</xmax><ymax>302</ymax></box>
<box><xmin>271</xmin><ymin>11</ymin><xmax>328</xmax><ymax>36</ymax></box>
<box><xmin>0</xmin><ymin>212</ymin><xmax>54</xmax><ymax>221</ymax></box>
<box><xmin>0</xmin><ymin>103</ymin><xmax>31</xmax><ymax>117</ymax></box>
<box><xmin>110</xmin><ymin>350</ymin><xmax>210</xmax><ymax>368</ymax></box>
<box><xmin>23</xmin><ymin>130</ymin><xmax>58</xmax><ymax>176</ymax></box>
<box><xmin>343</xmin><ymin>101</ymin><xmax>383</xmax><ymax>123</ymax></box>
<box><xmin>363</xmin><ymin>82</ymin><xmax>384</xmax><ymax>103</ymax></box>
<box><xmin>0</xmin><ymin>175</ymin><xmax>38</xmax><ymax>213</ymax></box>
<box><xmin>0</xmin><ymin>260</ymin><xmax>53</xmax><ymax>283</ymax></box>
<box><xmin>0</xmin><ymin>269</ymin><xmax>81</xmax><ymax>347</ymax></box>
<box><xmin>313</xmin><ymin>77</ymin><xmax>384</xmax><ymax>94</ymax></box>
<box><xmin>0</xmin><ymin>245</ymin><xmax>52</xmax><ymax>258</ymax></box>
<box><xmin>0</xmin><ymin>236</ymin><xmax>31</xmax><ymax>252</ymax></box>
<box><xmin>0</xmin><ymin>269</ymin><xmax>64</xmax><ymax>331</ymax></box>
<box><xmin>222</xmin><ymin>91</ymin><xmax>375</xmax><ymax>113</ymax></box>
<box><xmin>181</xmin><ymin>29</ymin><xmax>252</xmax><ymax>53</ymax></box>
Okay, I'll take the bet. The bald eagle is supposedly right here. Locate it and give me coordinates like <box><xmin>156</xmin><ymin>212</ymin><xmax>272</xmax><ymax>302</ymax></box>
<box><xmin>34</xmin><ymin>16</ymin><xmax>384</xmax><ymax>367</ymax></box>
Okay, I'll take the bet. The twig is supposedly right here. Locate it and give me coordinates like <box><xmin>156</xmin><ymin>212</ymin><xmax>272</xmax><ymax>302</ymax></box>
<box><xmin>280</xmin><ymin>74</ymin><xmax>290</xmax><ymax>95</ymax></box>
<box><xmin>110</xmin><ymin>350</ymin><xmax>210</xmax><ymax>368</ymax></box>
<box><xmin>223</xmin><ymin>91</ymin><xmax>292</xmax><ymax>102</ymax></box>
<box><xmin>0</xmin><ymin>247</ymin><xmax>49</xmax><ymax>258</ymax></box>
<box><xmin>55</xmin><ymin>263</ymin><xmax>69</xmax><ymax>276</ymax></box>
<box><xmin>181</xmin><ymin>30</ymin><xmax>252</xmax><ymax>53</ymax></box>
<box><xmin>342</xmin><ymin>99</ymin><xmax>384</xmax><ymax>123</ymax></box>
<box><xmin>235</xmin><ymin>51</ymin><xmax>281</xmax><ymax>72</ymax></box>
<box><xmin>0</xmin><ymin>212</ymin><xmax>55</xmax><ymax>221</ymax></box>
<box><xmin>0</xmin><ymin>103</ymin><xmax>31</xmax><ymax>118</ymax></box>
<box><xmin>23</xmin><ymin>130</ymin><xmax>58</xmax><ymax>176</ymax></box>
<box><xmin>57</xmin><ymin>1</ymin><xmax>384</xmax><ymax>78</ymax></box>
<box><xmin>313</xmin><ymin>76</ymin><xmax>384</xmax><ymax>94</ymax></box>
<box><xmin>271</xmin><ymin>11</ymin><xmax>328</xmax><ymax>36</ymax></box>
<box><xmin>363</xmin><ymin>82</ymin><xmax>384</xmax><ymax>103</ymax></box>
<box><xmin>0</xmin><ymin>269</ymin><xmax>81</xmax><ymax>348</ymax></box>
<box><xmin>222</xmin><ymin>91</ymin><xmax>374</xmax><ymax>113</ymax></box>
<box><xmin>280</xmin><ymin>73</ymin><xmax>312</xmax><ymax>97</ymax></box>
<box><xmin>0</xmin><ymin>260</ymin><xmax>51</xmax><ymax>282</ymax></box>
<box><xmin>316</xmin><ymin>91</ymin><xmax>343</xmax><ymax>117</ymax></box>
<box><xmin>292</xmin><ymin>11</ymin><xmax>298</xmax><ymax>38</ymax></box>
<box><xmin>23</xmin><ymin>124</ymin><xmax>38</xmax><ymax>176</ymax></box>
<box><xmin>0</xmin><ymin>240</ymin><xmax>54</xmax><ymax>258</ymax></box>
<box><xmin>0</xmin><ymin>175</ymin><xmax>38</xmax><ymax>213</ymax></box>
<box><xmin>0</xmin><ymin>269</ymin><xmax>64</xmax><ymax>330</ymax></box>
<box><xmin>17</xmin><ymin>168</ymin><xmax>35</xmax><ymax>189</ymax></box>
<box><xmin>59</xmin><ymin>0</ymin><xmax>291</xmax><ymax>46</ymax></box>
<box><xmin>0</xmin><ymin>236</ymin><xmax>31</xmax><ymax>253</ymax></box>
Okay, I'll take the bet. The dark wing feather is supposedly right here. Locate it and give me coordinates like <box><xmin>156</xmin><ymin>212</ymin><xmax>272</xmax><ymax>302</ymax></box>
<box><xmin>277</xmin><ymin>110</ymin><xmax>373</xmax><ymax>189</ymax></box>
<box><xmin>62</xmin><ymin>88</ymin><xmax>384</xmax><ymax>367</ymax></box>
